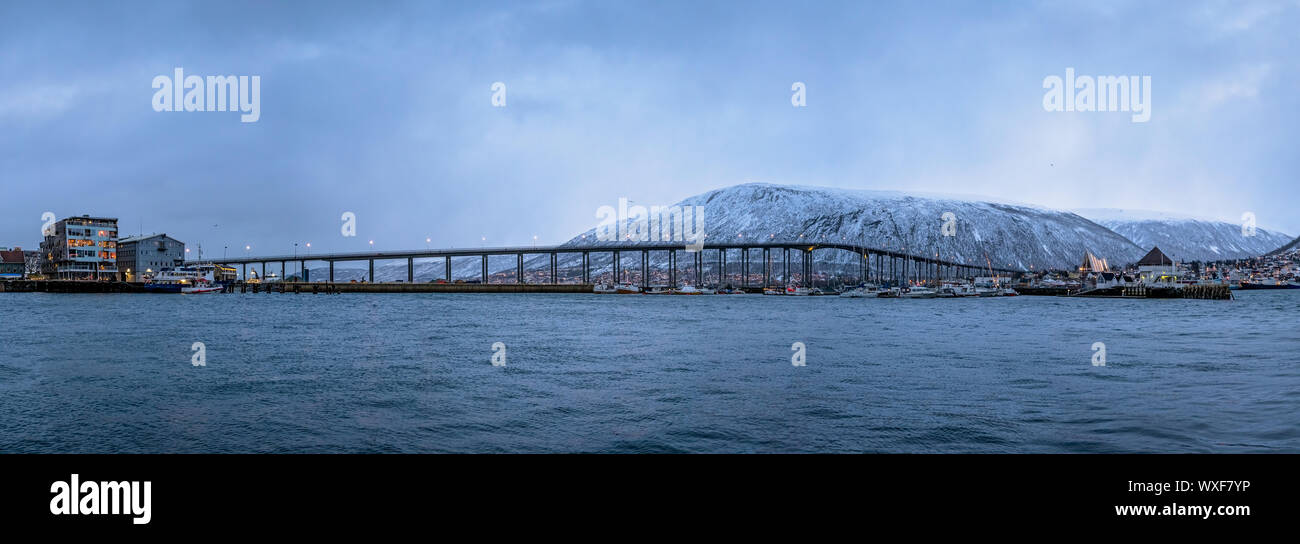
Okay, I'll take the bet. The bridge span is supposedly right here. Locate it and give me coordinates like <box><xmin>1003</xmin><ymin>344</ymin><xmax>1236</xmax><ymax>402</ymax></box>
<box><xmin>207</xmin><ymin>241</ymin><xmax>1023</xmax><ymax>288</ymax></box>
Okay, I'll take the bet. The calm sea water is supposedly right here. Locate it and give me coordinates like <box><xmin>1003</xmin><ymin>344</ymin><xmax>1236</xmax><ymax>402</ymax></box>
<box><xmin>1</xmin><ymin>291</ymin><xmax>1296</xmax><ymax>453</ymax></box>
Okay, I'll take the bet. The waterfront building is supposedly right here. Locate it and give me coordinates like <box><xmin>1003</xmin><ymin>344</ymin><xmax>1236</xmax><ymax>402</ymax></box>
<box><xmin>0</xmin><ymin>247</ymin><xmax>25</xmax><ymax>279</ymax></box>
<box><xmin>116</xmin><ymin>233</ymin><xmax>185</xmax><ymax>282</ymax></box>
<box><xmin>1136</xmin><ymin>246</ymin><xmax>1176</xmax><ymax>283</ymax></box>
<box><xmin>39</xmin><ymin>216</ymin><xmax>119</xmax><ymax>280</ymax></box>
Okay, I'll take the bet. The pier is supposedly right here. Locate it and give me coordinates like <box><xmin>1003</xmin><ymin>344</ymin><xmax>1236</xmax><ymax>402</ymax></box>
<box><xmin>225</xmin><ymin>282</ymin><xmax>592</xmax><ymax>294</ymax></box>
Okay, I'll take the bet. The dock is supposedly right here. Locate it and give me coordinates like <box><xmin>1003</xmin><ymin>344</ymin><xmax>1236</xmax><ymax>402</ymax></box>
<box><xmin>1013</xmin><ymin>284</ymin><xmax>1233</xmax><ymax>300</ymax></box>
<box><xmin>224</xmin><ymin>282</ymin><xmax>594</xmax><ymax>294</ymax></box>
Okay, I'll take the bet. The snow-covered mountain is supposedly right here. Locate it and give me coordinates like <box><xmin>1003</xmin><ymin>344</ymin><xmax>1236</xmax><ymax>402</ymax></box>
<box><xmin>1268</xmin><ymin>235</ymin><xmax>1300</xmax><ymax>256</ymax></box>
<box><xmin>1073</xmin><ymin>208</ymin><xmax>1292</xmax><ymax>262</ymax></box>
<box><xmin>303</xmin><ymin>184</ymin><xmax>1291</xmax><ymax>282</ymax></box>
<box><xmin>558</xmin><ymin>183</ymin><xmax>1145</xmax><ymax>271</ymax></box>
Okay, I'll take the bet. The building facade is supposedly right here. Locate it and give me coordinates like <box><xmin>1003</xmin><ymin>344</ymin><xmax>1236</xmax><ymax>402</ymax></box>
<box><xmin>116</xmin><ymin>233</ymin><xmax>185</xmax><ymax>282</ymax></box>
<box><xmin>0</xmin><ymin>247</ymin><xmax>25</xmax><ymax>279</ymax></box>
<box><xmin>39</xmin><ymin>216</ymin><xmax>119</xmax><ymax>280</ymax></box>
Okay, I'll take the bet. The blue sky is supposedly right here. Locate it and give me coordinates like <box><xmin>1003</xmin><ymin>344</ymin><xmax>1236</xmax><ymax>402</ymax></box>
<box><xmin>1</xmin><ymin>0</ymin><xmax>1297</xmax><ymax>257</ymax></box>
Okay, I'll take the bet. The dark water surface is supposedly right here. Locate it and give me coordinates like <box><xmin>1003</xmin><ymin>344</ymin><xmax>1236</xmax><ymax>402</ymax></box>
<box><xmin>1</xmin><ymin>291</ymin><xmax>1296</xmax><ymax>453</ymax></box>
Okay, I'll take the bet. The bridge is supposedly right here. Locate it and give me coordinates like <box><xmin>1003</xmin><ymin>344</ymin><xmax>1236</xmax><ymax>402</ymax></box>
<box><xmin>208</xmin><ymin>241</ymin><xmax>1023</xmax><ymax>289</ymax></box>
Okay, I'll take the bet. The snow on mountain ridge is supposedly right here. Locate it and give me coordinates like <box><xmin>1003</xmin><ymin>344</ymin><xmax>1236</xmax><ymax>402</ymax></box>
<box><xmin>561</xmin><ymin>183</ymin><xmax>1145</xmax><ymax>271</ymax></box>
<box><xmin>1074</xmin><ymin>208</ymin><xmax>1292</xmax><ymax>262</ymax></box>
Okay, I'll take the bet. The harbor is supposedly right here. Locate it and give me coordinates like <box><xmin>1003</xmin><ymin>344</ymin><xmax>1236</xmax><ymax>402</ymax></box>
<box><xmin>1</xmin><ymin>215</ymin><xmax>1293</xmax><ymax>303</ymax></box>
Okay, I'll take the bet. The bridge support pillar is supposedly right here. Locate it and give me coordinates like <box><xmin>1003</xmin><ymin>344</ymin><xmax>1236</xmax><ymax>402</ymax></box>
<box><xmin>445</xmin><ymin>256</ymin><xmax>451</xmax><ymax>282</ymax></box>
<box><xmin>303</xmin><ymin>261</ymin><xmax>309</xmax><ymax>282</ymax></box>
<box><xmin>329</xmin><ymin>261</ymin><xmax>334</xmax><ymax>283</ymax></box>
<box><xmin>481</xmin><ymin>255</ymin><xmax>488</xmax><ymax>284</ymax></box>
<box><xmin>368</xmin><ymin>259</ymin><xmax>374</xmax><ymax>283</ymax></box>
<box><xmin>641</xmin><ymin>250</ymin><xmax>649</xmax><ymax>289</ymax></box>
<box><xmin>718</xmin><ymin>249</ymin><xmax>725</xmax><ymax>288</ymax></box>
<box><xmin>407</xmin><ymin>258</ymin><xmax>414</xmax><ymax>283</ymax></box>
<box><xmin>741</xmin><ymin>248</ymin><xmax>748</xmax><ymax>287</ymax></box>
<box><xmin>517</xmin><ymin>253</ymin><xmax>524</xmax><ymax>284</ymax></box>
<box><xmin>550</xmin><ymin>252</ymin><xmax>557</xmax><ymax>284</ymax></box>
<box><xmin>762</xmin><ymin>248</ymin><xmax>770</xmax><ymax>287</ymax></box>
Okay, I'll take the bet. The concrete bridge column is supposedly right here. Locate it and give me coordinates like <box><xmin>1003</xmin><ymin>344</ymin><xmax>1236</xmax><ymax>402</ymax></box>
<box><xmin>550</xmin><ymin>252</ymin><xmax>557</xmax><ymax>284</ymax></box>
<box><xmin>641</xmin><ymin>250</ymin><xmax>649</xmax><ymax>289</ymax></box>
<box><xmin>407</xmin><ymin>258</ymin><xmax>414</xmax><ymax>283</ymax></box>
<box><xmin>763</xmin><ymin>248</ymin><xmax>770</xmax><ymax>287</ymax></box>
<box><xmin>517</xmin><ymin>253</ymin><xmax>524</xmax><ymax>284</ymax></box>
<box><xmin>718</xmin><ymin>249</ymin><xmax>725</xmax><ymax>287</ymax></box>
<box><xmin>741</xmin><ymin>248</ymin><xmax>748</xmax><ymax>287</ymax></box>
<box><xmin>329</xmin><ymin>261</ymin><xmax>334</xmax><ymax>282</ymax></box>
<box><xmin>368</xmin><ymin>259</ymin><xmax>374</xmax><ymax>283</ymax></box>
<box><xmin>444</xmin><ymin>256</ymin><xmax>451</xmax><ymax>282</ymax></box>
<box><xmin>481</xmin><ymin>255</ymin><xmax>488</xmax><ymax>284</ymax></box>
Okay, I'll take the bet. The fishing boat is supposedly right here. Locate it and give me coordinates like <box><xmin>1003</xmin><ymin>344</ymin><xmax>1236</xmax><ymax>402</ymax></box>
<box><xmin>644</xmin><ymin>285</ymin><xmax>672</xmax><ymax>295</ymax></box>
<box><xmin>614</xmin><ymin>282</ymin><xmax>642</xmax><ymax>294</ymax></box>
<box><xmin>672</xmin><ymin>285</ymin><xmax>704</xmax><ymax>295</ymax></box>
<box><xmin>763</xmin><ymin>287</ymin><xmax>784</xmax><ymax>295</ymax></box>
<box><xmin>593</xmin><ymin>283</ymin><xmax>618</xmax><ymax>294</ymax></box>
<box><xmin>181</xmin><ymin>285</ymin><xmax>223</xmax><ymax>294</ymax></box>
<box><xmin>876</xmin><ymin>288</ymin><xmax>901</xmax><ymax>298</ymax></box>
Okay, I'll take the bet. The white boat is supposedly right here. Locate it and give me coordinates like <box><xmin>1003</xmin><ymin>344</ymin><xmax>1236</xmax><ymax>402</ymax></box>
<box><xmin>901</xmin><ymin>286</ymin><xmax>938</xmax><ymax>299</ymax></box>
<box><xmin>1001</xmin><ymin>287</ymin><xmax>1019</xmax><ymax>297</ymax></box>
<box><xmin>644</xmin><ymin>285</ymin><xmax>672</xmax><ymax>295</ymax></box>
<box><xmin>673</xmin><ymin>285</ymin><xmax>704</xmax><ymax>295</ymax></box>
<box><xmin>785</xmin><ymin>285</ymin><xmax>811</xmax><ymax>296</ymax></box>
<box><xmin>763</xmin><ymin>287</ymin><xmax>784</xmax><ymax>295</ymax></box>
<box><xmin>593</xmin><ymin>283</ymin><xmax>618</xmax><ymax>294</ymax></box>
<box><xmin>144</xmin><ymin>264</ymin><xmax>226</xmax><ymax>294</ymax></box>
<box><xmin>839</xmin><ymin>284</ymin><xmax>880</xmax><ymax>298</ymax></box>
<box><xmin>615</xmin><ymin>283</ymin><xmax>642</xmax><ymax>294</ymax></box>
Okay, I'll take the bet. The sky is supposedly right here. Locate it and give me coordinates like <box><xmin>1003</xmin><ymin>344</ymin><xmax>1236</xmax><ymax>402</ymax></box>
<box><xmin>1</xmin><ymin>0</ymin><xmax>1297</xmax><ymax>258</ymax></box>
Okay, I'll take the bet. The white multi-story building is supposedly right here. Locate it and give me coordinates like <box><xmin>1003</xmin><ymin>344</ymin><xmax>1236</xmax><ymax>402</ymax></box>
<box><xmin>39</xmin><ymin>215</ymin><xmax>119</xmax><ymax>280</ymax></box>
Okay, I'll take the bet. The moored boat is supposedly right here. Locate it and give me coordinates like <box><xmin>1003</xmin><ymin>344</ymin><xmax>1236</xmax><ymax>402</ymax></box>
<box><xmin>900</xmin><ymin>286</ymin><xmax>937</xmax><ymax>299</ymax></box>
